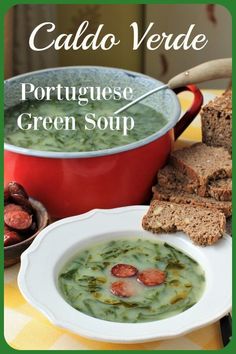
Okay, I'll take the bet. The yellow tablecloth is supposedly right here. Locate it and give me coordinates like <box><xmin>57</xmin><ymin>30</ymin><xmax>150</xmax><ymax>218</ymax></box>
<box><xmin>4</xmin><ymin>90</ymin><xmax>224</xmax><ymax>350</ymax></box>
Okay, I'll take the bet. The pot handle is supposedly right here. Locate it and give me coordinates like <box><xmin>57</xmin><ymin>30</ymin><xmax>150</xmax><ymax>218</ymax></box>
<box><xmin>173</xmin><ymin>85</ymin><xmax>203</xmax><ymax>140</ymax></box>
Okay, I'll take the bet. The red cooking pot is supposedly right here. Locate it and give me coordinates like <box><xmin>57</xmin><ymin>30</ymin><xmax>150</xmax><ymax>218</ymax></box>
<box><xmin>4</xmin><ymin>67</ymin><xmax>203</xmax><ymax>218</ymax></box>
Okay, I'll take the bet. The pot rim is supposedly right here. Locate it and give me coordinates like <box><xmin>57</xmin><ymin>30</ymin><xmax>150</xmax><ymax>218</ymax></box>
<box><xmin>4</xmin><ymin>65</ymin><xmax>181</xmax><ymax>159</ymax></box>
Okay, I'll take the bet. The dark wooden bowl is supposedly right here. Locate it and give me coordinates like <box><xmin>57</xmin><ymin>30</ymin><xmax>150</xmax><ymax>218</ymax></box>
<box><xmin>4</xmin><ymin>198</ymin><xmax>49</xmax><ymax>267</ymax></box>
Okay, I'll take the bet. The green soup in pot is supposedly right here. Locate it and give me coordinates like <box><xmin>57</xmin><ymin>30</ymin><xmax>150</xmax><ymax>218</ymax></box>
<box><xmin>4</xmin><ymin>99</ymin><xmax>167</xmax><ymax>152</ymax></box>
<box><xmin>58</xmin><ymin>238</ymin><xmax>205</xmax><ymax>323</ymax></box>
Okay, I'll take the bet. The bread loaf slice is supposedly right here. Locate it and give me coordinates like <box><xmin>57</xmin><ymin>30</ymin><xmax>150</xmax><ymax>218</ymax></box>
<box><xmin>201</xmin><ymin>89</ymin><xmax>232</xmax><ymax>154</ymax></box>
<box><xmin>157</xmin><ymin>164</ymin><xmax>232</xmax><ymax>201</ymax></box>
<box><xmin>152</xmin><ymin>184</ymin><xmax>232</xmax><ymax>217</ymax></box>
<box><xmin>158</xmin><ymin>165</ymin><xmax>198</xmax><ymax>194</ymax></box>
<box><xmin>208</xmin><ymin>178</ymin><xmax>232</xmax><ymax>201</ymax></box>
<box><xmin>142</xmin><ymin>200</ymin><xmax>226</xmax><ymax>246</ymax></box>
<box><xmin>170</xmin><ymin>143</ymin><xmax>232</xmax><ymax>196</ymax></box>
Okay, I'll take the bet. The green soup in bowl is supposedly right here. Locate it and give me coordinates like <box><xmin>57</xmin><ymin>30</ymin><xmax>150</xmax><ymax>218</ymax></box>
<box><xmin>58</xmin><ymin>238</ymin><xmax>205</xmax><ymax>323</ymax></box>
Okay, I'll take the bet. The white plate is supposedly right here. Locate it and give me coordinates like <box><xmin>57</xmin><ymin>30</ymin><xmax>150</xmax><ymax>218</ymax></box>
<box><xmin>18</xmin><ymin>206</ymin><xmax>232</xmax><ymax>343</ymax></box>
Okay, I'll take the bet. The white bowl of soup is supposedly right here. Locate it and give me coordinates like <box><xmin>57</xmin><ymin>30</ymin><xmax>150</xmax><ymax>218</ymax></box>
<box><xmin>18</xmin><ymin>206</ymin><xmax>232</xmax><ymax>343</ymax></box>
<box><xmin>4</xmin><ymin>66</ymin><xmax>203</xmax><ymax>218</ymax></box>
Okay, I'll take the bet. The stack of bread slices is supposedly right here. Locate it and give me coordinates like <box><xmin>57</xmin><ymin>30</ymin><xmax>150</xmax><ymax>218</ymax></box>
<box><xmin>143</xmin><ymin>143</ymin><xmax>232</xmax><ymax>246</ymax></box>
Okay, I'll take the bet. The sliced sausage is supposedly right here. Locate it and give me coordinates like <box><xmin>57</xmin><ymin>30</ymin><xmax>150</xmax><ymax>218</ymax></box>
<box><xmin>4</xmin><ymin>227</ymin><xmax>22</xmax><ymax>247</ymax></box>
<box><xmin>4</xmin><ymin>203</ymin><xmax>23</xmax><ymax>214</ymax></box>
<box><xmin>111</xmin><ymin>264</ymin><xmax>138</xmax><ymax>278</ymax></box>
<box><xmin>11</xmin><ymin>194</ymin><xmax>33</xmax><ymax>214</ymax></box>
<box><xmin>8</xmin><ymin>181</ymin><xmax>28</xmax><ymax>199</ymax></box>
<box><xmin>137</xmin><ymin>269</ymin><xmax>166</xmax><ymax>286</ymax></box>
<box><xmin>110</xmin><ymin>281</ymin><xmax>135</xmax><ymax>298</ymax></box>
<box><xmin>4</xmin><ymin>210</ymin><xmax>32</xmax><ymax>230</ymax></box>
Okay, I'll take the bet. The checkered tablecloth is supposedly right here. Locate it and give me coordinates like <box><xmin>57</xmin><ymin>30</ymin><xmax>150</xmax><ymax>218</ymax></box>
<box><xmin>4</xmin><ymin>90</ymin><xmax>224</xmax><ymax>350</ymax></box>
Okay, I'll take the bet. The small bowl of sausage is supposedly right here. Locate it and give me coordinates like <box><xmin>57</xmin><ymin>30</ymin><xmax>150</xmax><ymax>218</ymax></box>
<box><xmin>4</xmin><ymin>182</ymin><xmax>49</xmax><ymax>267</ymax></box>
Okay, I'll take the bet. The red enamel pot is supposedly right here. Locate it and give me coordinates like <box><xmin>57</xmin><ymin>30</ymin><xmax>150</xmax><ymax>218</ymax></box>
<box><xmin>4</xmin><ymin>67</ymin><xmax>203</xmax><ymax>219</ymax></box>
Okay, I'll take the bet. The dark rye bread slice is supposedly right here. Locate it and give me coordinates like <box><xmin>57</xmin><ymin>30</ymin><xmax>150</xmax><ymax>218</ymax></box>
<box><xmin>158</xmin><ymin>165</ymin><xmax>197</xmax><ymax>194</ymax></box>
<box><xmin>170</xmin><ymin>143</ymin><xmax>232</xmax><ymax>197</ymax></box>
<box><xmin>208</xmin><ymin>178</ymin><xmax>232</xmax><ymax>201</ymax></box>
<box><xmin>157</xmin><ymin>165</ymin><xmax>232</xmax><ymax>201</ymax></box>
<box><xmin>152</xmin><ymin>184</ymin><xmax>232</xmax><ymax>217</ymax></box>
<box><xmin>142</xmin><ymin>200</ymin><xmax>226</xmax><ymax>246</ymax></box>
<box><xmin>201</xmin><ymin>89</ymin><xmax>232</xmax><ymax>154</ymax></box>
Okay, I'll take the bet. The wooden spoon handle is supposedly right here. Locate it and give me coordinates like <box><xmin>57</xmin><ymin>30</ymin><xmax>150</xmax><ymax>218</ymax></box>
<box><xmin>168</xmin><ymin>58</ymin><xmax>232</xmax><ymax>89</ymax></box>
